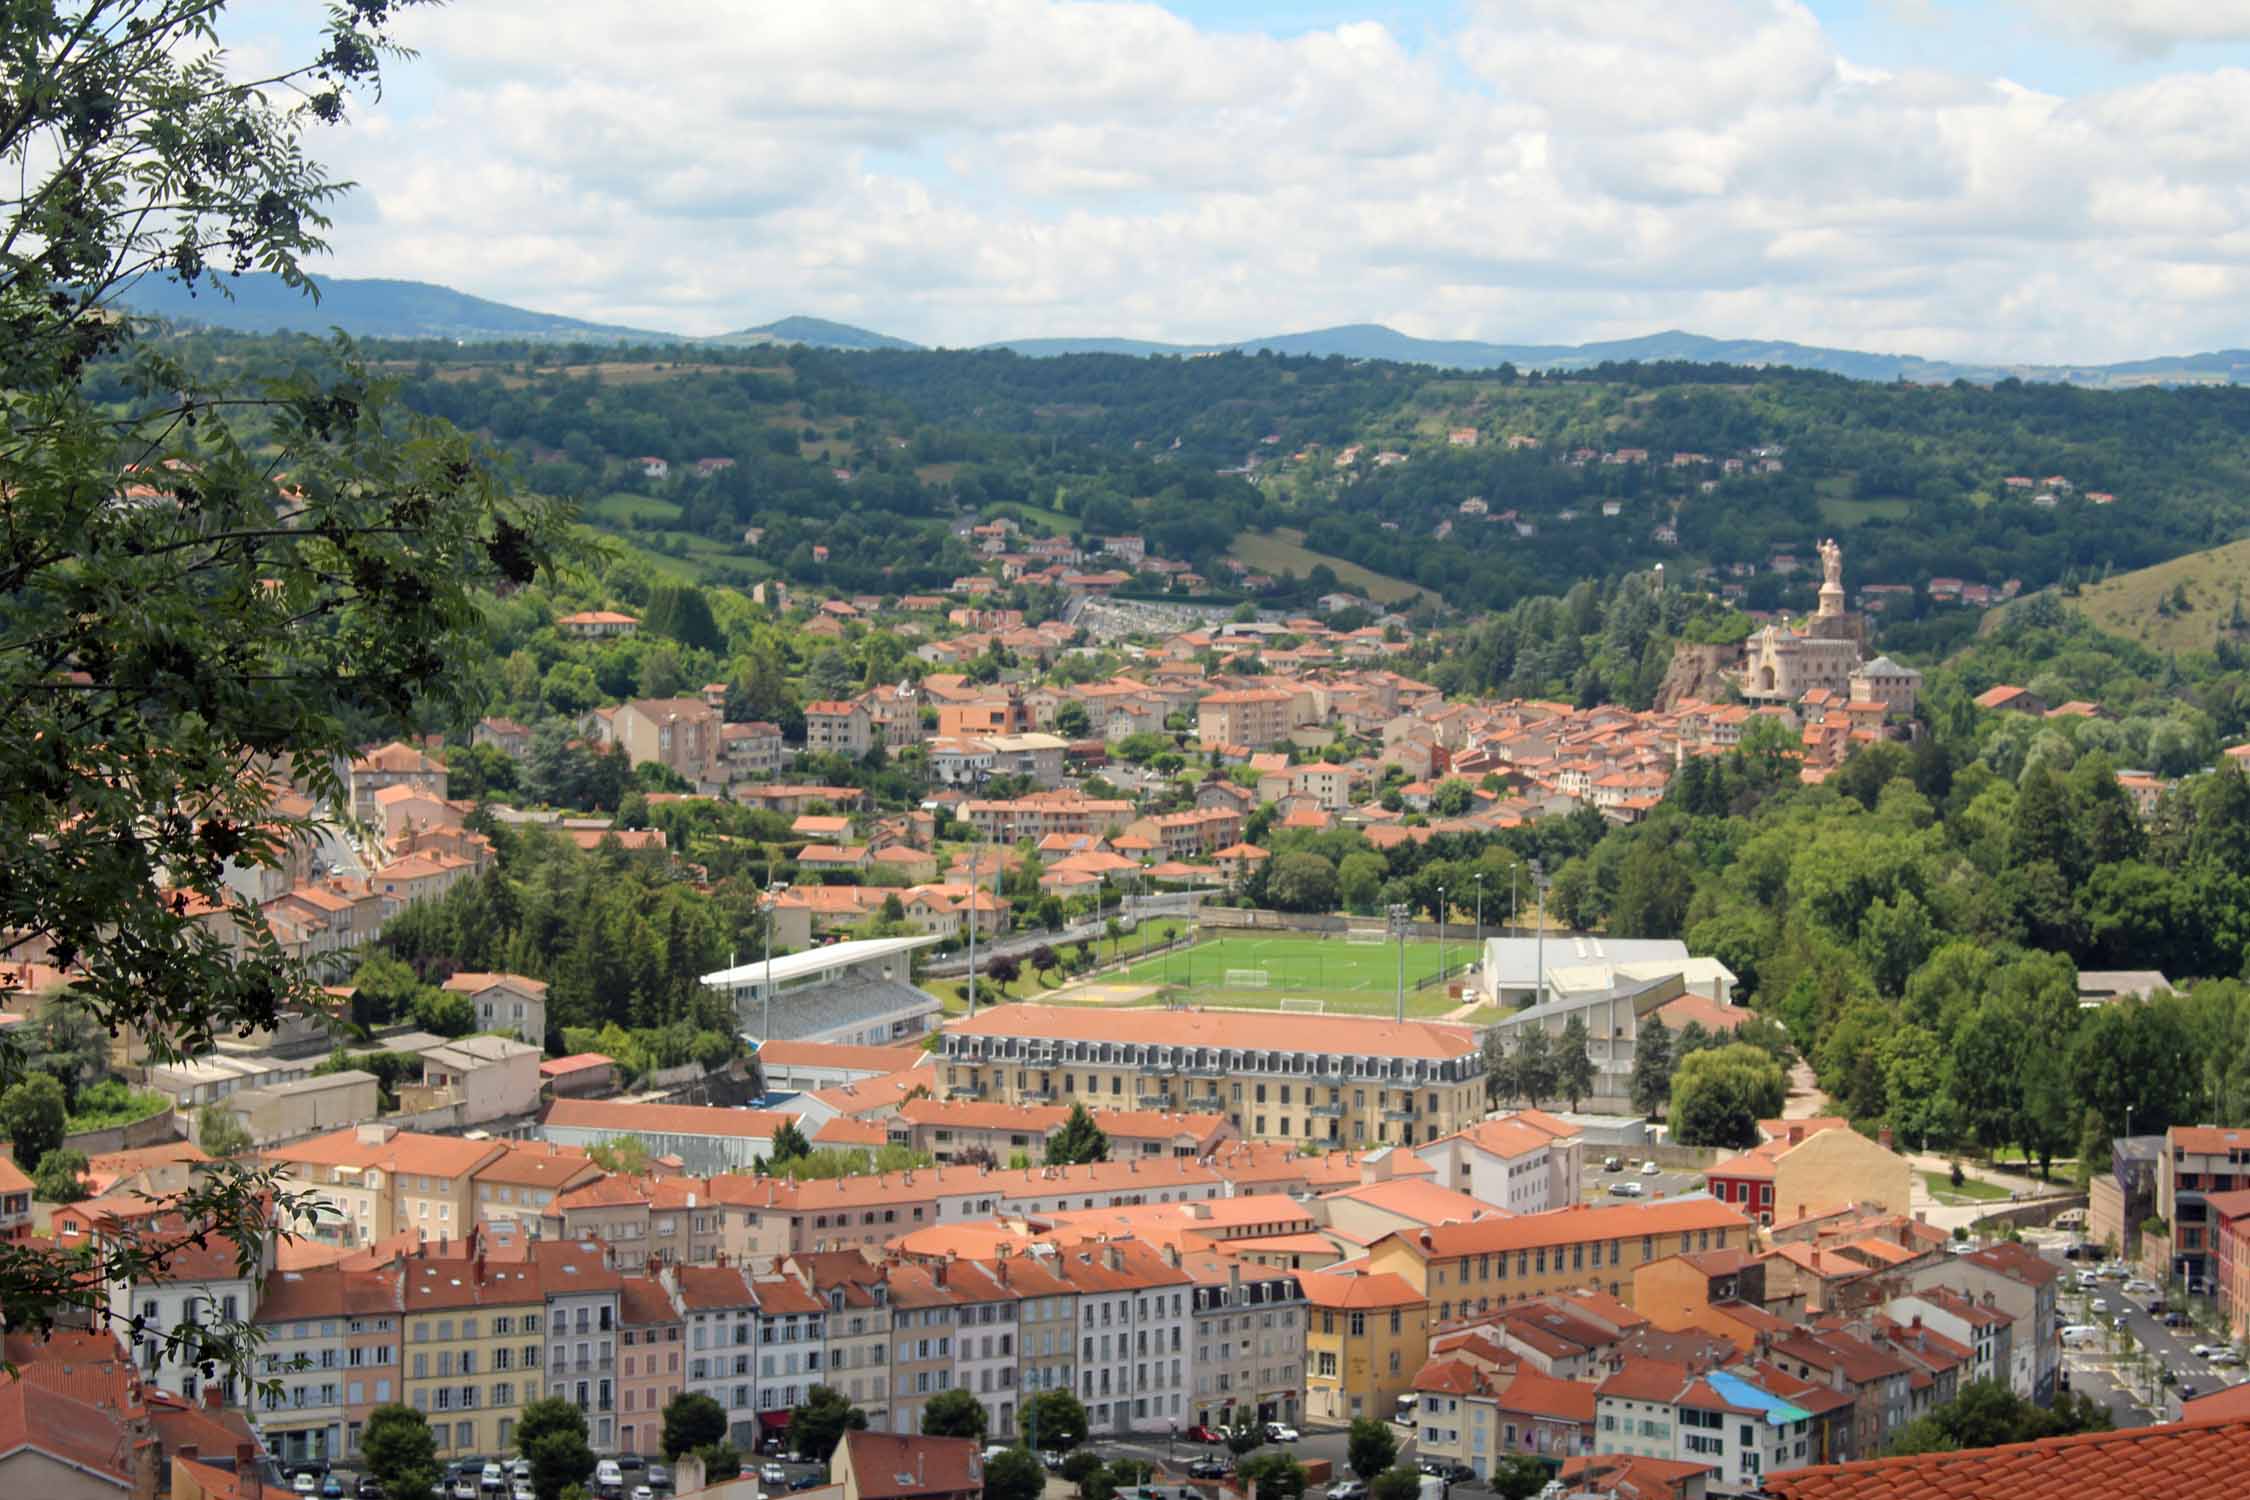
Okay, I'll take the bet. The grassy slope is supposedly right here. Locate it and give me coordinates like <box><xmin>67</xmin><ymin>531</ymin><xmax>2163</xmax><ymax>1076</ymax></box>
<box><xmin>2024</xmin><ymin>537</ymin><xmax>2250</xmax><ymax>654</ymax></box>
<box><xmin>1227</xmin><ymin>527</ymin><xmax>1435</xmax><ymax>606</ymax></box>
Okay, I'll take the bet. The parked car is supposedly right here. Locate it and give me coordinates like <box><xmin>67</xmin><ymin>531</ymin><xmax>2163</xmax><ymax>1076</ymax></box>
<box><xmin>633</xmin><ymin>1489</ymin><xmax>654</xmax><ymax>1500</ymax></box>
<box><xmin>1608</xmin><ymin>1180</ymin><xmax>1645</xmax><ymax>1197</ymax></box>
<box><xmin>1189</xmin><ymin>1460</ymin><xmax>1230</xmax><ymax>1481</ymax></box>
<box><xmin>358</xmin><ymin>1481</ymin><xmax>384</xmax><ymax>1500</ymax></box>
<box><xmin>294</xmin><ymin>1477</ymin><xmax>319</xmax><ymax>1497</ymax></box>
<box><xmin>2148</xmin><ymin>1300</ymin><xmax>2167</xmax><ymax>1315</ymax></box>
<box><xmin>510</xmin><ymin>1462</ymin><xmax>531</xmax><ymax>1483</ymax></box>
<box><xmin>512</xmin><ymin>1485</ymin><xmax>533</xmax><ymax>1500</ymax></box>
<box><xmin>2193</xmin><ymin>1344</ymin><xmax>2220</xmax><ymax>1358</ymax></box>
<box><xmin>1602</xmin><ymin>1156</ymin><xmax>1622</xmax><ymax>1172</ymax></box>
<box><xmin>322</xmin><ymin>1479</ymin><xmax>345</xmax><ymax>1500</ymax></box>
<box><xmin>1186</xmin><ymin>1425</ymin><xmax>1222</xmax><ymax>1444</ymax></box>
<box><xmin>2164</xmin><ymin>1312</ymin><xmax>2190</xmax><ymax>1328</ymax></box>
<box><xmin>646</xmin><ymin>1468</ymin><xmax>671</xmax><ymax>1493</ymax></box>
<box><xmin>1266</xmin><ymin>1423</ymin><xmax>1300</xmax><ymax>1443</ymax></box>
<box><xmin>2210</xmin><ymin>1349</ymin><xmax>2244</xmax><ymax>1366</ymax></box>
<box><xmin>2180</xmin><ymin>1382</ymin><xmax>2200</xmax><ymax>1400</ymax></box>
<box><xmin>761</xmin><ymin>1466</ymin><xmax>789</xmax><ymax>1487</ymax></box>
<box><xmin>1326</xmin><ymin>1482</ymin><xmax>1367</xmax><ymax>1500</ymax></box>
<box><xmin>1639</xmin><ymin>1160</ymin><xmax>1660</xmax><ymax>1176</ymax></box>
<box><xmin>2125</xmin><ymin>1279</ymin><xmax>2159</xmax><ymax>1295</ymax></box>
<box><xmin>1419</xmin><ymin>1461</ymin><xmax>1475</xmax><ymax>1483</ymax></box>
<box><xmin>789</xmin><ymin>1476</ymin><xmax>821</xmax><ymax>1492</ymax></box>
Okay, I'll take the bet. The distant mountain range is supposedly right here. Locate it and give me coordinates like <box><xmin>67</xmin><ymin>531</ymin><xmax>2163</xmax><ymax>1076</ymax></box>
<box><xmin>117</xmin><ymin>274</ymin><xmax>2250</xmax><ymax>388</ymax></box>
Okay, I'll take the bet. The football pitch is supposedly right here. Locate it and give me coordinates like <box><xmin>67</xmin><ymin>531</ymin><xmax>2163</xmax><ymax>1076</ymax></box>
<box><xmin>1106</xmin><ymin>932</ymin><xmax>1470</xmax><ymax>1017</ymax></box>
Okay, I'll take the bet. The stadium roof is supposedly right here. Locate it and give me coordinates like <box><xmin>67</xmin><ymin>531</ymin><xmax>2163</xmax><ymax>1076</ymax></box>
<box><xmin>702</xmin><ymin>935</ymin><xmax>939</xmax><ymax>987</ymax></box>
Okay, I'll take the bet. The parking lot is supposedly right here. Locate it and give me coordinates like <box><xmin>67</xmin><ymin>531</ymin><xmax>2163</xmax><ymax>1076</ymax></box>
<box><xmin>1580</xmin><ymin>1154</ymin><xmax>1704</xmax><ymax>1205</ymax></box>
<box><xmin>1087</xmin><ymin>1415</ymin><xmax>1502</xmax><ymax>1497</ymax></box>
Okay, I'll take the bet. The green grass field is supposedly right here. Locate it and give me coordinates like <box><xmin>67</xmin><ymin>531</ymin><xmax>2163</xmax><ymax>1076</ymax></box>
<box><xmin>1923</xmin><ymin>1170</ymin><xmax>2011</xmax><ymax>1205</ymax></box>
<box><xmin>1107</xmin><ymin>932</ymin><xmax>1470</xmax><ymax>1017</ymax></box>
<box><xmin>1226</xmin><ymin>528</ymin><xmax>1435</xmax><ymax>607</ymax></box>
<box><xmin>588</xmin><ymin>491</ymin><xmax>686</xmax><ymax>525</ymax></box>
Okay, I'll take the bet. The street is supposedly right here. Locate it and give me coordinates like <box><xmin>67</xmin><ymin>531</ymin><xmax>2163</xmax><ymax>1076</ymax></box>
<box><xmin>2026</xmin><ymin>1231</ymin><xmax>2250</xmax><ymax>1424</ymax></box>
<box><xmin>1085</xmin><ymin>1417</ymin><xmax>1483</xmax><ymax>1496</ymax></box>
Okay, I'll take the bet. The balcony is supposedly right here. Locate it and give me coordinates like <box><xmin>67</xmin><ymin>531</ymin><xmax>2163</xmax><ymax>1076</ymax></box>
<box><xmin>1382</xmin><ymin>1106</ymin><xmax>1416</xmax><ymax>1122</ymax></box>
<box><xmin>1306</xmin><ymin>1103</ymin><xmax>1346</xmax><ymax>1118</ymax></box>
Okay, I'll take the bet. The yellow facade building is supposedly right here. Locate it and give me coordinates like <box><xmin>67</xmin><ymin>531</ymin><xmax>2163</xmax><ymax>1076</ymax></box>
<box><xmin>1302</xmin><ymin>1269</ymin><xmax>1429</xmax><ymax>1424</ymax></box>
<box><xmin>401</xmin><ymin>1239</ymin><xmax>546</xmax><ymax>1457</ymax></box>
<box><xmin>937</xmin><ymin>1005</ymin><xmax>1485</xmax><ymax>1148</ymax></box>
<box><xmin>1365</xmin><ymin>1198</ymin><xmax>1755</xmax><ymax>1320</ymax></box>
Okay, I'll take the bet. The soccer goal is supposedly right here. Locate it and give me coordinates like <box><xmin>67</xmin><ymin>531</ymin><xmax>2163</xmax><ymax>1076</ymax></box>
<box><xmin>1224</xmin><ymin>968</ymin><xmax>1271</xmax><ymax>989</ymax></box>
<box><xmin>1279</xmin><ymin>997</ymin><xmax>1327</xmax><ymax>1014</ymax></box>
<box><xmin>1344</xmin><ymin>925</ymin><xmax>1388</xmax><ymax>945</ymax></box>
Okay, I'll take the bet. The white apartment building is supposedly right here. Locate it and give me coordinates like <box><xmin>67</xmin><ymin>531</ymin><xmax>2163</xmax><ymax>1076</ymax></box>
<box><xmin>1413</xmin><ymin>1110</ymin><xmax>1583</xmax><ymax>1214</ymax></box>
<box><xmin>1063</xmin><ymin>1241</ymin><xmax>1193</xmax><ymax>1436</ymax></box>
<box><xmin>673</xmin><ymin>1265</ymin><xmax>763</xmax><ymax>1447</ymax></box>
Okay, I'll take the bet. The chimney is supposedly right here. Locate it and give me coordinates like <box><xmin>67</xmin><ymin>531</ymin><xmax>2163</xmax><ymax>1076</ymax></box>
<box><xmin>130</xmin><ymin>1439</ymin><xmax>160</xmax><ymax>1500</ymax></box>
<box><xmin>201</xmin><ymin>1382</ymin><xmax>224</xmax><ymax>1411</ymax></box>
<box><xmin>934</xmin><ymin>1262</ymin><xmax>947</xmax><ymax>1287</ymax></box>
<box><xmin>1878</xmin><ymin>1128</ymin><xmax>1893</xmax><ymax>1152</ymax></box>
<box><xmin>237</xmin><ymin>1443</ymin><xmax>262</xmax><ymax>1500</ymax></box>
<box><xmin>1787</xmin><ymin>1126</ymin><xmax>1803</xmax><ymax>1146</ymax></box>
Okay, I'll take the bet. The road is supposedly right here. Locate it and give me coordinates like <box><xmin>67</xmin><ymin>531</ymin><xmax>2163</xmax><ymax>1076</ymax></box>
<box><xmin>2025</xmin><ymin>1232</ymin><xmax>2250</xmax><ymax>1422</ymax></box>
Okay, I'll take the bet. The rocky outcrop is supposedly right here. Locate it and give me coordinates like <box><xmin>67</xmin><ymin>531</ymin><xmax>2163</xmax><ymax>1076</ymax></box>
<box><xmin>1657</xmin><ymin>641</ymin><xmax>1738</xmax><ymax>711</ymax></box>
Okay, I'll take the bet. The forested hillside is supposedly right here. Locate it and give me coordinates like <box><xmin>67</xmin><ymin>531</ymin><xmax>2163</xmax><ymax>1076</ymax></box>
<box><xmin>144</xmin><ymin>333</ymin><xmax>2250</xmax><ymax>622</ymax></box>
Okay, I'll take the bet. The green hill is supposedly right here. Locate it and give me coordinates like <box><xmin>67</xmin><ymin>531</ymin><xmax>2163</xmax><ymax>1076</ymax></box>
<box><xmin>2040</xmin><ymin>538</ymin><xmax>2250</xmax><ymax>653</ymax></box>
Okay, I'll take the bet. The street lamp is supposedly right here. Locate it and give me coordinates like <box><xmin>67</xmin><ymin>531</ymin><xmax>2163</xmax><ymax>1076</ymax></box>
<box><xmin>965</xmin><ymin>766</ymin><xmax>991</xmax><ymax>1018</ymax></box>
<box><xmin>1389</xmin><ymin>902</ymin><xmax>1412</xmax><ymax>1023</ymax></box>
<box><xmin>760</xmin><ymin>882</ymin><xmax>790</xmax><ymax>1052</ymax></box>
<box><xmin>1437</xmin><ymin>884</ymin><xmax>1447</xmax><ymax>986</ymax></box>
<box><xmin>1529</xmin><ymin>858</ymin><xmax>1550</xmax><ymax>1008</ymax></box>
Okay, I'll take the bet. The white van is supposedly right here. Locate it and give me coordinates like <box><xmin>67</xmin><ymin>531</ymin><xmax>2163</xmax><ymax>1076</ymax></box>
<box><xmin>2060</xmin><ymin>1324</ymin><xmax>2102</xmax><ymax>1347</ymax></box>
<box><xmin>595</xmin><ymin>1461</ymin><xmax>624</xmax><ymax>1494</ymax></box>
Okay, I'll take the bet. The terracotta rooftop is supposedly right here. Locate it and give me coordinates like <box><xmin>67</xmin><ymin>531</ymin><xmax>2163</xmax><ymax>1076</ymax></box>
<box><xmin>945</xmin><ymin>1002</ymin><xmax>1479</xmax><ymax>1060</ymax></box>
<box><xmin>1762</xmin><ymin>1416</ymin><xmax>2250</xmax><ymax>1498</ymax></box>
<box><xmin>543</xmin><ymin>1099</ymin><xmax>796</xmax><ymax>1139</ymax></box>
<box><xmin>839</xmin><ymin>1431</ymin><xmax>983</xmax><ymax>1499</ymax></box>
<box><xmin>1300</xmin><ymin>1268</ymin><xmax>1424</xmax><ymax>1310</ymax></box>
<box><xmin>1384</xmin><ymin>1197</ymin><xmax>1749</xmax><ymax>1258</ymax></box>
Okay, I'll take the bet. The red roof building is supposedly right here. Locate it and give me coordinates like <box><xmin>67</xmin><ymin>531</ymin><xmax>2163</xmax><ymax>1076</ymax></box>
<box><xmin>1763</xmin><ymin>1415</ymin><xmax>2250</xmax><ymax>1498</ymax></box>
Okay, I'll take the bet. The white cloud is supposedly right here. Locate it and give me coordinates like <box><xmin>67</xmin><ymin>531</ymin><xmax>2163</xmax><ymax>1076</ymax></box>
<box><xmin>255</xmin><ymin>0</ymin><xmax>2250</xmax><ymax>360</ymax></box>
<box><xmin>2028</xmin><ymin>1</ymin><xmax>2250</xmax><ymax>57</ymax></box>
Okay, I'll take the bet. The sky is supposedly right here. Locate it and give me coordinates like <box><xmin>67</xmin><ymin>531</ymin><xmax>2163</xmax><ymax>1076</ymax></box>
<box><xmin>240</xmin><ymin>0</ymin><xmax>2250</xmax><ymax>361</ymax></box>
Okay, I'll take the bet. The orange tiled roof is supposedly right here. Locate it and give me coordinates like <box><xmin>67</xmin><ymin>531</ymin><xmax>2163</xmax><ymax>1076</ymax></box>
<box><xmin>946</xmin><ymin>1002</ymin><xmax>1478</xmax><ymax>1060</ymax></box>
<box><xmin>1382</xmin><ymin>1198</ymin><xmax>1750</xmax><ymax>1259</ymax></box>
<box><xmin>1764</xmin><ymin>1416</ymin><xmax>2250</xmax><ymax>1498</ymax></box>
<box><xmin>1300</xmin><ymin>1268</ymin><xmax>1424</xmax><ymax>1309</ymax></box>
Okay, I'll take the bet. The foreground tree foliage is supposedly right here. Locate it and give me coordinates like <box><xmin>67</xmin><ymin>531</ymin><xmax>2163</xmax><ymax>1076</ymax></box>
<box><xmin>0</xmin><ymin>0</ymin><xmax>561</xmax><ymax>1384</ymax></box>
<box><xmin>1883</xmin><ymin>1380</ymin><xmax>2112</xmax><ymax>1456</ymax></box>
<box><xmin>788</xmin><ymin>1384</ymin><xmax>869</xmax><ymax>1463</ymax></box>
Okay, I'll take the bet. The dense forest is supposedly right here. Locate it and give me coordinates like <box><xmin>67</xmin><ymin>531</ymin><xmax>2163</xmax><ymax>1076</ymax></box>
<box><xmin>1540</xmin><ymin>620</ymin><xmax>2250</xmax><ymax>1169</ymax></box>
<box><xmin>138</xmin><ymin>332</ymin><xmax>2250</xmax><ymax>617</ymax></box>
